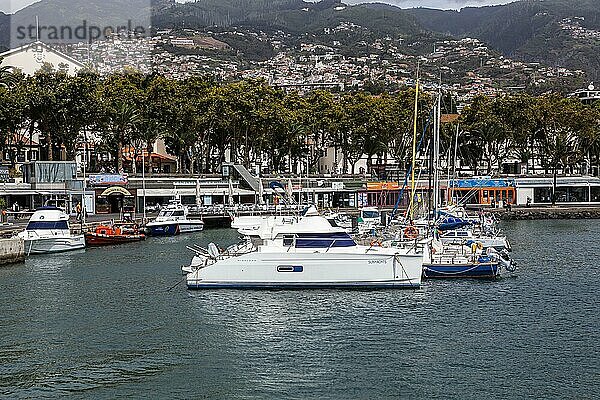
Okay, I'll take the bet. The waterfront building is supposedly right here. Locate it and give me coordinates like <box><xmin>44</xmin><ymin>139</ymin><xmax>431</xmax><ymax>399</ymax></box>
<box><xmin>515</xmin><ymin>176</ymin><xmax>600</xmax><ymax>205</ymax></box>
<box><xmin>568</xmin><ymin>83</ymin><xmax>600</xmax><ymax>105</ymax></box>
<box><xmin>448</xmin><ymin>178</ymin><xmax>516</xmax><ymax>206</ymax></box>
<box><xmin>87</xmin><ymin>174</ymin><xmax>136</xmax><ymax>215</ymax></box>
<box><xmin>0</xmin><ymin>41</ymin><xmax>84</xmax><ymax>75</ymax></box>
<box><xmin>14</xmin><ymin>161</ymin><xmax>93</xmax><ymax>213</ymax></box>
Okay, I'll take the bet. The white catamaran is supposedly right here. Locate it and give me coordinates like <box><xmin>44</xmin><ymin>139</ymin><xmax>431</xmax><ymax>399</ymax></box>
<box><xmin>184</xmin><ymin>213</ymin><xmax>425</xmax><ymax>289</ymax></box>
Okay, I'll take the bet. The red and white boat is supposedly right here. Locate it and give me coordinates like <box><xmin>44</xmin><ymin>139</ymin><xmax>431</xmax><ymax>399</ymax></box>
<box><xmin>85</xmin><ymin>224</ymin><xmax>146</xmax><ymax>247</ymax></box>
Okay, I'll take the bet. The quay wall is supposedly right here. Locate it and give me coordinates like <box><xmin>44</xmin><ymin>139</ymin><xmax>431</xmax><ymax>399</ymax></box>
<box><xmin>0</xmin><ymin>237</ymin><xmax>25</xmax><ymax>265</ymax></box>
<box><xmin>490</xmin><ymin>207</ymin><xmax>600</xmax><ymax>221</ymax></box>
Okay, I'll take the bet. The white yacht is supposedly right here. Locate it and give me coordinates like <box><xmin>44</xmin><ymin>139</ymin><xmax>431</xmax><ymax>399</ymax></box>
<box><xmin>18</xmin><ymin>207</ymin><xmax>85</xmax><ymax>254</ymax></box>
<box><xmin>146</xmin><ymin>200</ymin><xmax>204</xmax><ymax>236</ymax></box>
<box><xmin>184</xmin><ymin>214</ymin><xmax>424</xmax><ymax>289</ymax></box>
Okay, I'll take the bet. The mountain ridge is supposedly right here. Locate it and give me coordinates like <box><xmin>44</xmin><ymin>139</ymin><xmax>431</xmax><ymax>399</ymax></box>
<box><xmin>0</xmin><ymin>0</ymin><xmax>597</xmax><ymax>78</ymax></box>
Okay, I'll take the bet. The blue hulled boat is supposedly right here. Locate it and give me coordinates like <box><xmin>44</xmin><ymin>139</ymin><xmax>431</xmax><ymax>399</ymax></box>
<box><xmin>145</xmin><ymin>200</ymin><xmax>204</xmax><ymax>237</ymax></box>
<box><xmin>423</xmin><ymin>255</ymin><xmax>500</xmax><ymax>279</ymax></box>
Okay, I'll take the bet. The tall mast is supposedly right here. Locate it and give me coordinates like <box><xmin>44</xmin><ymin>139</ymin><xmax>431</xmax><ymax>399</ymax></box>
<box><xmin>452</xmin><ymin>123</ymin><xmax>459</xmax><ymax>204</ymax></box>
<box><xmin>433</xmin><ymin>90</ymin><xmax>441</xmax><ymax>216</ymax></box>
<box><xmin>408</xmin><ymin>66</ymin><xmax>420</xmax><ymax>220</ymax></box>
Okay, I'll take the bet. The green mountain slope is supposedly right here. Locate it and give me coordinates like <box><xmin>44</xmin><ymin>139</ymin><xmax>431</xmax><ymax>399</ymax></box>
<box><xmin>408</xmin><ymin>0</ymin><xmax>600</xmax><ymax>78</ymax></box>
<box><xmin>4</xmin><ymin>0</ymin><xmax>152</xmax><ymax>46</ymax></box>
<box><xmin>152</xmin><ymin>0</ymin><xmax>419</xmax><ymax>36</ymax></box>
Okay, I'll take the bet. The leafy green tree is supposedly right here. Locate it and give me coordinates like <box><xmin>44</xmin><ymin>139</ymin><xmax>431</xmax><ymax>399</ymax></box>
<box><xmin>303</xmin><ymin>90</ymin><xmax>340</xmax><ymax>174</ymax></box>
<box><xmin>0</xmin><ymin>78</ymin><xmax>30</xmax><ymax>166</ymax></box>
<box><xmin>98</xmin><ymin>74</ymin><xmax>144</xmax><ymax>172</ymax></box>
<box><xmin>534</xmin><ymin>95</ymin><xmax>591</xmax><ymax>204</ymax></box>
<box><xmin>460</xmin><ymin>95</ymin><xmax>512</xmax><ymax>175</ymax></box>
<box><xmin>495</xmin><ymin>94</ymin><xmax>537</xmax><ymax>174</ymax></box>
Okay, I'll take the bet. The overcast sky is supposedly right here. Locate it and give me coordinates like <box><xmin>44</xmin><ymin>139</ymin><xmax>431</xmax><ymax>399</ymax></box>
<box><xmin>0</xmin><ymin>0</ymin><xmax>514</xmax><ymax>14</ymax></box>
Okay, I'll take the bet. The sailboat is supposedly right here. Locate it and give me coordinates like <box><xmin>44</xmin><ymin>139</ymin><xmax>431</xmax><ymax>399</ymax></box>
<box><xmin>420</xmin><ymin>90</ymin><xmax>516</xmax><ymax>278</ymax></box>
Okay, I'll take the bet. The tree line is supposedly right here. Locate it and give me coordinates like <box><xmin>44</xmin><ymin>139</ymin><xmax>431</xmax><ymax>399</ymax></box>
<box><xmin>0</xmin><ymin>65</ymin><xmax>599</xmax><ymax>178</ymax></box>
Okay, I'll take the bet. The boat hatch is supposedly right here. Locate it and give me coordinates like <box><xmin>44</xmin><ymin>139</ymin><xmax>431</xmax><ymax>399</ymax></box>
<box><xmin>277</xmin><ymin>265</ymin><xmax>303</xmax><ymax>272</ymax></box>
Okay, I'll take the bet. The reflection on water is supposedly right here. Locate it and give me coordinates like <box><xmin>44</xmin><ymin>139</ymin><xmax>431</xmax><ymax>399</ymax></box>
<box><xmin>0</xmin><ymin>222</ymin><xmax>599</xmax><ymax>399</ymax></box>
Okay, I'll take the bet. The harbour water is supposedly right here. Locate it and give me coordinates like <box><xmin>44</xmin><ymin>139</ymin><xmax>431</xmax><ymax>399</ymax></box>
<box><xmin>1</xmin><ymin>220</ymin><xmax>599</xmax><ymax>399</ymax></box>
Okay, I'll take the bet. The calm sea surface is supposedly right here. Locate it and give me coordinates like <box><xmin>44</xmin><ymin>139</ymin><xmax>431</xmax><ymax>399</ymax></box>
<box><xmin>1</xmin><ymin>220</ymin><xmax>599</xmax><ymax>399</ymax></box>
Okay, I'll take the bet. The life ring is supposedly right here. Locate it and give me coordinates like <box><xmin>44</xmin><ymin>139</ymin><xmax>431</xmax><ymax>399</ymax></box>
<box><xmin>370</xmin><ymin>239</ymin><xmax>382</xmax><ymax>247</ymax></box>
<box><xmin>404</xmin><ymin>226</ymin><xmax>418</xmax><ymax>239</ymax></box>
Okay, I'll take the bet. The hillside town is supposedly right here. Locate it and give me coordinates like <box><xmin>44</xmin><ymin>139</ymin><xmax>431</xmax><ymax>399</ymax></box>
<box><xmin>0</xmin><ymin>14</ymin><xmax>598</xmax><ymax>220</ymax></box>
<box><xmin>56</xmin><ymin>25</ymin><xmax>587</xmax><ymax>105</ymax></box>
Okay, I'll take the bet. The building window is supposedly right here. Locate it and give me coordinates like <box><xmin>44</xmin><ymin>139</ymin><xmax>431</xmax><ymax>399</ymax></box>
<box><xmin>534</xmin><ymin>188</ymin><xmax>552</xmax><ymax>203</ymax></box>
<box><xmin>591</xmin><ymin>187</ymin><xmax>600</xmax><ymax>202</ymax></box>
<box><xmin>534</xmin><ymin>186</ymin><xmax>589</xmax><ymax>203</ymax></box>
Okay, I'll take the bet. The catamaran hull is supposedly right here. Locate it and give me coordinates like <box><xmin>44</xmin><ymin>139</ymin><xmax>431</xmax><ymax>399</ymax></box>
<box><xmin>422</xmin><ymin>262</ymin><xmax>500</xmax><ymax>279</ymax></box>
<box><xmin>187</xmin><ymin>253</ymin><xmax>423</xmax><ymax>289</ymax></box>
<box><xmin>24</xmin><ymin>236</ymin><xmax>86</xmax><ymax>254</ymax></box>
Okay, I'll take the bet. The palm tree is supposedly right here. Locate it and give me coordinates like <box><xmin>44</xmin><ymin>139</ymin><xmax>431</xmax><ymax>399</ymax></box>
<box><xmin>106</xmin><ymin>102</ymin><xmax>140</xmax><ymax>172</ymax></box>
<box><xmin>0</xmin><ymin>64</ymin><xmax>16</xmax><ymax>88</ymax></box>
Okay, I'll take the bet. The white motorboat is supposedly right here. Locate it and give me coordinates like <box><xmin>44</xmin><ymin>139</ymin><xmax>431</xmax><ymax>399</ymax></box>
<box><xmin>146</xmin><ymin>200</ymin><xmax>204</xmax><ymax>236</ymax></box>
<box><xmin>18</xmin><ymin>207</ymin><xmax>85</xmax><ymax>254</ymax></box>
<box><xmin>184</xmin><ymin>214</ymin><xmax>424</xmax><ymax>289</ymax></box>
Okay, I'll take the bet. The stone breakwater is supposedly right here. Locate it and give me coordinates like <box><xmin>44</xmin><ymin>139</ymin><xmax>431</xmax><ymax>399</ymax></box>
<box><xmin>491</xmin><ymin>207</ymin><xmax>600</xmax><ymax>220</ymax></box>
<box><xmin>0</xmin><ymin>237</ymin><xmax>25</xmax><ymax>265</ymax></box>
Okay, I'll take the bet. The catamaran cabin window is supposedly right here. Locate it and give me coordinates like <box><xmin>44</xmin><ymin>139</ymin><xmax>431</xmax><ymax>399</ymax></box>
<box><xmin>283</xmin><ymin>235</ymin><xmax>294</xmax><ymax>246</ymax></box>
<box><xmin>294</xmin><ymin>233</ymin><xmax>356</xmax><ymax>248</ymax></box>
<box><xmin>173</xmin><ymin>210</ymin><xmax>184</xmax><ymax>216</ymax></box>
<box><xmin>158</xmin><ymin>210</ymin><xmax>172</xmax><ymax>217</ymax></box>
